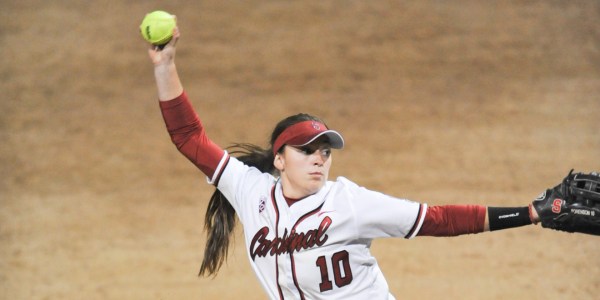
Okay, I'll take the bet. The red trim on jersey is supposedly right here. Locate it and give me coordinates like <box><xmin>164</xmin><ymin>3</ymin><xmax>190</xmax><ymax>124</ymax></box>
<box><xmin>284</xmin><ymin>194</ymin><xmax>309</xmax><ymax>207</ymax></box>
<box><xmin>212</xmin><ymin>155</ymin><xmax>230</xmax><ymax>186</ymax></box>
<box><xmin>159</xmin><ymin>91</ymin><xmax>225</xmax><ymax>181</ymax></box>
<box><xmin>417</xmin><ymin>205</ymin><xmax>486</xmax><ymax>236</ymax></box>
<box><xmin>289</xmin><ymin>203</ymin><xmax>325</xmax><ymax>300</ymax></box>
<box><xmin>405</xmin><ymin>203</ymin><xmax>425</xmax><ymax>238</ymax></box>
<box><xmin>270</xmin><ymin>185</ymin><xmax>284</xmax><ymax>300</ymax></box>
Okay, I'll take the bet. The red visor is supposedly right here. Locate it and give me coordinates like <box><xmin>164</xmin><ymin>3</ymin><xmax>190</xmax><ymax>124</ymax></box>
<box><xmin>273</xmin><ymin>120</ymin><xmax>344</xmax><ymax>155</ymax></box>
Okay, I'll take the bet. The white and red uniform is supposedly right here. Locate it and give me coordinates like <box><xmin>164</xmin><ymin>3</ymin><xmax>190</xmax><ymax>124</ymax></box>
<box><xmin>159</xmin><ymin>92</ymin><xmax>486</xmax><ymax>300</ymax></box>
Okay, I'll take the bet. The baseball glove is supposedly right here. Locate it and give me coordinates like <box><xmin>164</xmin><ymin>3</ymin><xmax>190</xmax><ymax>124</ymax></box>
<box><xmin>530</xmin><ymin>170</ymin><xmax>600</xmax><ymax>236</ymax></box>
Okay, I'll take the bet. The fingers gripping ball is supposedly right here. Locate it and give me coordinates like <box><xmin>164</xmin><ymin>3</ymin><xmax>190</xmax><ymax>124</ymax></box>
<box><xmin>140</xmin><ymin>10</ymin><xmax>176</xmax><ymax>49</ymax></box>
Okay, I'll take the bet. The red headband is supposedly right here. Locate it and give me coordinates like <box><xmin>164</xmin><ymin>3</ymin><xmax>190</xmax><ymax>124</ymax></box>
<box><xmin>272</xmin><ymin>120</ymin><xmax>344</xmax><ymax>155</ymax></box>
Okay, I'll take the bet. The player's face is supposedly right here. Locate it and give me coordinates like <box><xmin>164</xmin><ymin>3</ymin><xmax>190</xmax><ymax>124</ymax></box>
<box><xmin>276</xmin><ymin>137</ymin><xmax>332</xmax><ymax>199</ymax></box>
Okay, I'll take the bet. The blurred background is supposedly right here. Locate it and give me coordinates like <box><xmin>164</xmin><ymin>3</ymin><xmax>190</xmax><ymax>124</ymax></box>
<box><xmin>1</xmin><ymin>0</ymin><xmax>599</xmax><ymax>299</ymax></box>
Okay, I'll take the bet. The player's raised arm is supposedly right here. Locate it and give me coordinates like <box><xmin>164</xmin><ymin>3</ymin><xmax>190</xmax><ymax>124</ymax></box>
<box><xmin>148</xmin><ymin>27</ymin><xmax>183</xmax><ymax>101</ymax></box>
<box><xmin>145</xmin><ymin>25</ymin><xmax>225</xmax><ymax>179</ymax></box>
<box><xmin>144</xmin><ymin>22</ymin><xmax>239</xmax><ymax>278</ymax></box>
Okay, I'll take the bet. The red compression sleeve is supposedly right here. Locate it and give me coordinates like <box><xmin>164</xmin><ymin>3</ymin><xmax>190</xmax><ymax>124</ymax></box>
<box><xmin>159</xmin><ymin>91</ymin><xmax>225</xmax><ymax>179</ymax></box>
<box><xmin>417</xmin><ymin>205</ymin><xmax>486</xmax><ymax>237</ymax></box>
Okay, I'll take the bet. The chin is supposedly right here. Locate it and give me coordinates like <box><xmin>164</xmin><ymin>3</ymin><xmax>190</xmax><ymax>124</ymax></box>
<box><xmin>306</xmin><ymin>182</ymin><xmax>326</xmax><ymax>194</ymax></box>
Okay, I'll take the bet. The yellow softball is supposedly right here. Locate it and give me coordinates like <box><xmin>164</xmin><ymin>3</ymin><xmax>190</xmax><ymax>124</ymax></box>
<box><xmin>139</xmin><ymin>10</ymin><xmax>176</xmax><ymax>45</ymax></box>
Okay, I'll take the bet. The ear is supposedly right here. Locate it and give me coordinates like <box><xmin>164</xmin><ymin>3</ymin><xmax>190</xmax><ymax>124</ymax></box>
<box><xmin>274</xmin><ymin>152</ymin><xmax>285</xmax><ymax>171</ymax></box>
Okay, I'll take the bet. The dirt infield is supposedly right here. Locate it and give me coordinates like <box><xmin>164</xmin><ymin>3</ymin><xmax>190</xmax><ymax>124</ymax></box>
<box><xmin>1</xmin><ymin>1</ymin><xmax>599</xmax><ymax>299</ymax></box>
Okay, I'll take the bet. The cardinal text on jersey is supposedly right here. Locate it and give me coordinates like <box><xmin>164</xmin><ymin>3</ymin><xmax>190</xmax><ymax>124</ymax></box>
<box><xmin>249</xmin><ymin>217</ymin><xmax>332</xmax><ymax>260</ymax></box>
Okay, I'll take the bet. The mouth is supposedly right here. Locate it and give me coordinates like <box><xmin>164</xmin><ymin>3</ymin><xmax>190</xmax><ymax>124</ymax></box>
<box><xmin>309</xmin><ymin>172</ymin><xmax>323</xmax><ymax>176</ymax></box>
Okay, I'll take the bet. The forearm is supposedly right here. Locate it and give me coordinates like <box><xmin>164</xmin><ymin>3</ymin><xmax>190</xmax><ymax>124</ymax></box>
<box><xmin>147</xmin><ymin>26</ymin><xmax>183</xmax><ymax>101</ymax></box>
<box><xmin>154</xmin><ymin>62</ymin><xmax>183</xmax><ymax>101</ymax></box>
<box><xmin>418</xmin><ymin>205</ymin><xmax>487</xmax><ymax>236</ymax></box>
<box><xmin>486</xmin><ymin>206</ymin><xmax>534</xmax><ymax>231</ymax></box>
<box><xmin>417</xmin><ymin>204</ymin><xmax>535</xmax><ymax>237</ymax></box>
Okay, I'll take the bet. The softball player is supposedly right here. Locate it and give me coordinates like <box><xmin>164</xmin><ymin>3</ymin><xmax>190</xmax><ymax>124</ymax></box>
<box><xmin>148</xmin><ymin>28</ymin><xmax>540</xmax><ymax>300</ymax></box>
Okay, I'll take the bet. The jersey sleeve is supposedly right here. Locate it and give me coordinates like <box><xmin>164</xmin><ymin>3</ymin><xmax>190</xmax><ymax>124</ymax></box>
<box><xmin>215</xmin><ymin>157</ymin><xmax>275</xmax><ymax>220</ymax></box>
<box><xmin>340</xmin><ymin>178</ymin><xmax>427</xmax><ymax>239</ymax></box>
<box><xmin>159</xmin><ymin>91</ymin><xmax>225</xmax><ymax>180</ymax></box>
<box><xmin>417</xmin><ymin>205</ymin><xmax>486</xmax><ymax>236</ymax></box>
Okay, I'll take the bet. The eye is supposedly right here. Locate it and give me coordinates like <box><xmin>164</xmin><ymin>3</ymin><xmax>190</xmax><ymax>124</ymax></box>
<box><xmin>292</xmin><ymin>145</ymin><xmax>331</xmax><ymax>156</ymax></box>
<box><xmin>299</xmin><ymin>146</ymin><xmax>316</xmax><ymax>155</ymax></box>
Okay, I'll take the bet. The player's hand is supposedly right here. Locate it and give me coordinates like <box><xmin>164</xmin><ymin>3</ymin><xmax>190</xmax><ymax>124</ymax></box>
<box><xmin>148</xmin><ymin>26</ymin><xmax>180</xmax><ymax>66</ymax></box>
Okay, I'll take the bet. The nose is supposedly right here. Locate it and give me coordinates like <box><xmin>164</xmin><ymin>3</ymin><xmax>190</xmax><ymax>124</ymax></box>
<box><xmin>311</xmin><ymin>151</ymin><xmax>326</xmax><ymax>166</ymax></box>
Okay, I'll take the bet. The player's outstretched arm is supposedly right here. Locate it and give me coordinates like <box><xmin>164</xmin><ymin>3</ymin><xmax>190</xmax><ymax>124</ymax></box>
<box><xmin>418</xmin><ymin>204</ymin><xmax>539</xmax><ymax>236</ymax></box>
<box><xmin>148</xmin><ymin>26</ymin><xmax>183</xmax><ymax>101</ymax></box>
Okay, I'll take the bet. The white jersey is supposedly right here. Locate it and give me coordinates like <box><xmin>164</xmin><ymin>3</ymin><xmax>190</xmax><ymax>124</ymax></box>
<box><xmin>212</xmin><ymin>154</ymin><xmax>427</xmax><ymax>300</ymax></box>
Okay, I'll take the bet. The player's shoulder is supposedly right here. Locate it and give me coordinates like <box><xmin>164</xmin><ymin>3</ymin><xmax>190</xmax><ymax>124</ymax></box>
<box><xmin>331</xmin><ymin>176</ymin><xmax>362</xmax><ymax>191</ymax></box>
<box><xmin>331</xmin><ymin>176</ymin><xmax>386</xmax><ymax>199</ymax></box>
<box><xmin>221</xmin><ymin>155</ymin><xmax>276</xmax><ymax>185</ymax></box>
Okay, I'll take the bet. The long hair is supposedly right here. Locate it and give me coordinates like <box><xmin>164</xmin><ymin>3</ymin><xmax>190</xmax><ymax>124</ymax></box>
<box><xmin>198</xmin><ymin>113</ymin><xmax>326</xmax><ymax>276</ymax></box>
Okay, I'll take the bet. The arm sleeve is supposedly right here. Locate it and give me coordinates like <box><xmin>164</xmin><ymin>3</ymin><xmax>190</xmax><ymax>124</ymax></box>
<box><xmin>159</xmin><ymin>91</ymin><xmax>226</xmax><ymax>180</ymax></box>
<box><xmin>341</xmin><ymin>178</ymin><xmax>425</xmax><ymax>239</ymax></box>
<box><xmin>417</xmin><ymin>205</ymin><xmax>486</xmax><ymax>237</ymax></box>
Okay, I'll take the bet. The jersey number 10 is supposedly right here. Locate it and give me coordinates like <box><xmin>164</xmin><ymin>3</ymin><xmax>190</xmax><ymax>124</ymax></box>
<box><xmin>315</xmin><ymin>250</ymin><xmax>353</xmax><ymax>292</ymax></box>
